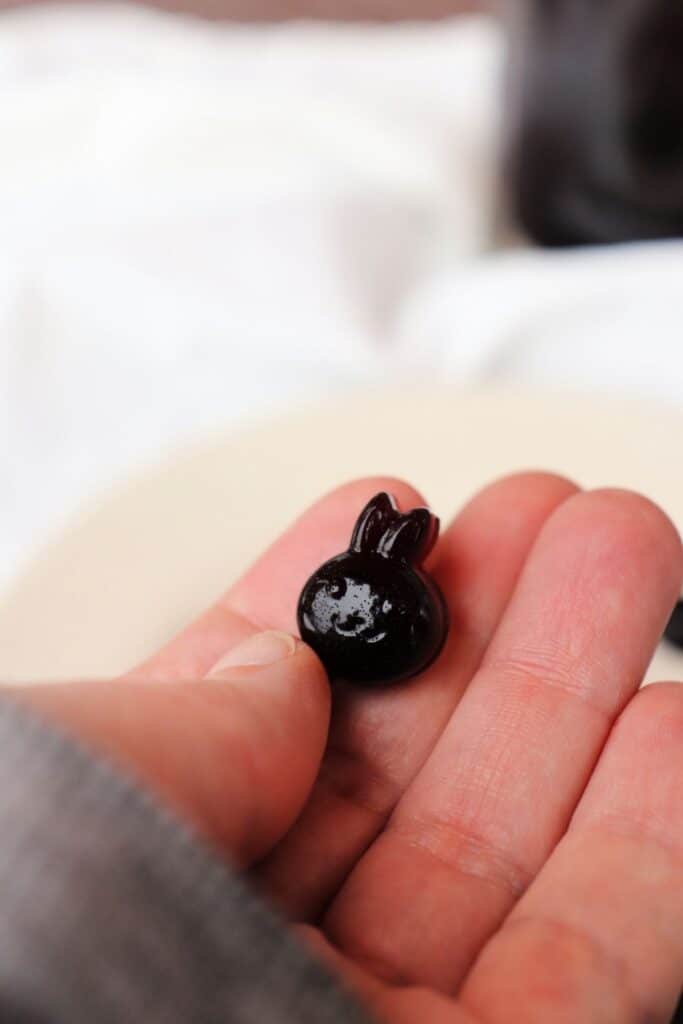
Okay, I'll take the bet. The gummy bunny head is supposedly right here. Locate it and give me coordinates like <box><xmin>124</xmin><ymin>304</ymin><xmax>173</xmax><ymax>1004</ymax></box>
<box><xmin>349</xmin><ymin>492</ymin><xmax>439</xmax><ymax>564</ymax></box>
<box><xmin>297</xmin><ymin>493</ymin><xmax>448</xmax><ymax>687</ymax></box>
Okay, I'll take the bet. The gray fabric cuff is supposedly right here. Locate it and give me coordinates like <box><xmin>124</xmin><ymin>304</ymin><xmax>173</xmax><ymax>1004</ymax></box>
<box><xmin>0</xmin><ymin>696</ymin><xmax>374</xmax><ymax>1024</ymax></box>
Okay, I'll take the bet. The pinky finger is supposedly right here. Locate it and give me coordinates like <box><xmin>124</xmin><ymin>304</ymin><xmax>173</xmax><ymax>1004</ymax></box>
<box><xmin>459</xmin><ymin>683</ymin><xmax>683</xmax><ymax>1024</ymax></box>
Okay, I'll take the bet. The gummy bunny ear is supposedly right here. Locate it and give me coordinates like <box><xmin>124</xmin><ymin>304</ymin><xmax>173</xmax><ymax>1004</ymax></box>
<box><xmin>378</xmin><ymin>508</ymin><xmax>439</xmax><ymax>564</ymax></box>
<box><xmin>350</xmin><ymin>492</ymin><xmax>398</xmax><ymax>553</ymax></box>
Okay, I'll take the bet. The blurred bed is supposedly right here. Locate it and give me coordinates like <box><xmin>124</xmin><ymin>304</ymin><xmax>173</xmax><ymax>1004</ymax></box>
<box><xmin>0</xmin><ymin>0</ymin><xmax>484</xmax><ymax>18</ymax></box>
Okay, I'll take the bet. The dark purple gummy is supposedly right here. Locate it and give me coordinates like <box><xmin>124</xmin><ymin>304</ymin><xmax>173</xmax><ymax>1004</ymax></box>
<box><xmin>297</xmin><ymin>492</ymin><xmax>448</xmax><ymax>687</ymax></box>
<box><xmin>664</xmin><ymin>599</ymin><xmax>683</xmax><ymax>649</ymax></box>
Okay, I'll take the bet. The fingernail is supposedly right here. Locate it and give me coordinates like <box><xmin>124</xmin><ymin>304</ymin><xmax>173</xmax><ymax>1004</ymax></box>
<box><xmin>206</xmin><ymin>631</ymin><xmax>298</xmax><ymax>677</ymax></box>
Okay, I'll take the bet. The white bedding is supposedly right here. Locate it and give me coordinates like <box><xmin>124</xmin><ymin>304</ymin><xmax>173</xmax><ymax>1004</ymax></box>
<box><xmin>1</xmin><ymin>4</ymin><xmax>682</xmax><ymax>591</ymax></box>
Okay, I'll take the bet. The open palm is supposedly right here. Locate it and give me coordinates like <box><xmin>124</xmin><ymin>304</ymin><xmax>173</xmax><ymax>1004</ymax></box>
<box><xmin>19</xmin><ymin>474</ymin><xmax>683</xmax><ymax>1023</ymax></box>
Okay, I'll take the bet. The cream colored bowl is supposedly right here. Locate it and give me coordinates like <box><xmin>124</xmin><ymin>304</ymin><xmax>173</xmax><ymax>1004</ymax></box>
<box><xmin>2</xmin><ymin>384</ymin><xmax>682</xmax><ymax>683</ymax></box>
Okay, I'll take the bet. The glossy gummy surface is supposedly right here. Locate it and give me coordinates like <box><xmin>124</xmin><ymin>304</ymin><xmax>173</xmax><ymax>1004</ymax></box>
<box><xmin>297</xmin><ymin>493</ymin><xmax>448</xmax><ymax>687</ymax></box>
<box><xmin>664</xmin><ymin>599</ymin><xmax>683</xmax><ymax>649</ymax></box>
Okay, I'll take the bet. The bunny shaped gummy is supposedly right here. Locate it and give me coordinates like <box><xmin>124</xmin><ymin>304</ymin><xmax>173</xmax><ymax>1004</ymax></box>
<box><xmin>297</xmin><ymin>493</ymin><xmax>448</xmax><ymax>686</ymax></box>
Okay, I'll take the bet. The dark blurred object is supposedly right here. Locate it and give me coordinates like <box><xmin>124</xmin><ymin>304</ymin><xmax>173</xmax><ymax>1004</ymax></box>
<box><xmin>0</xmin><ymin>0</ymin><xmax>484</xmax><ymax>21</ymax></box>
<box><xmin>671</xmin><ymin>993</ymin><xmax>683</xmax><ymax>1024</ymax></box>
<box><xmin>504</xmin><ymin>0</ymin><xmax>683</xmax><ymax>245</ymax></box>
<box><xmin>664</xmin><ymin>599</ymin><xmax>683</xmax><ymax>649</ymax></box>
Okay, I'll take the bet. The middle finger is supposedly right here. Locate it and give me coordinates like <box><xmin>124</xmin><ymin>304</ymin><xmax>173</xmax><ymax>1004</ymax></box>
<box><xmin>256</xmin><ymin>472</ymin><xmax>576</xmax><ymax>919</ymax></box>
<box><xmin>324</xmin><ymin>489</ymin><xmax>682</xmax><ymax>991</ymax></box>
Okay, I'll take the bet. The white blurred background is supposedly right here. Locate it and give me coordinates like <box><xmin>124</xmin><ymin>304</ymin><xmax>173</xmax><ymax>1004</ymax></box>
<box><xmin>2</xmin><ymin>1</ymin><xmax>683</xmax><ymax>595</ymax></box>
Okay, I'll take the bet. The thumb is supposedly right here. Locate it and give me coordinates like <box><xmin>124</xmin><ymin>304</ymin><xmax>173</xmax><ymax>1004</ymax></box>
<box><xmin>10</xmin><ymin>632</ymin><xmax>331</xmax><ymax>866</ymax></box>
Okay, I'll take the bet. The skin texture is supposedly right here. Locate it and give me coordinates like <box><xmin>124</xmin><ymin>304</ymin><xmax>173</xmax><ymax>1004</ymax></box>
<box><xmin>9</xmin><ymin>473</ymin><xmax>683</xmax><ymax>1023</ymax></box>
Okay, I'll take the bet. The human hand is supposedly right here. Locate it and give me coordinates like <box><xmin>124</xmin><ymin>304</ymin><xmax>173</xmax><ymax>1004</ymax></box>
<box><xmin>13</xmin><ymin>474</ymin><xmax>683</xmax><ymax>1023</ymax></box>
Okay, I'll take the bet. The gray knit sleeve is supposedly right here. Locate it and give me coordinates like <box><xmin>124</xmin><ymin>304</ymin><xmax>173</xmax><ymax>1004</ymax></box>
<box><xmin>0</xmin><ymin>697</ymin><xmax>374</xmax><ymax>1024</ymax></box>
